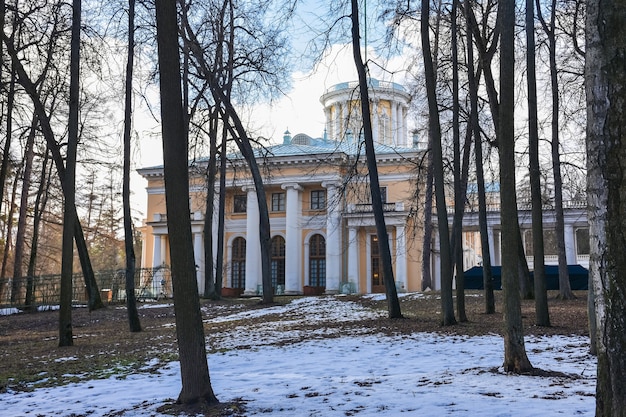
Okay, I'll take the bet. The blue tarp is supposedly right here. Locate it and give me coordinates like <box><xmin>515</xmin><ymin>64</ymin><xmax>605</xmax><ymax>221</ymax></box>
<box><xmin>463</xmin><ymin>264</ymin><xmax>588</xmax><ymax>290</ymax></box>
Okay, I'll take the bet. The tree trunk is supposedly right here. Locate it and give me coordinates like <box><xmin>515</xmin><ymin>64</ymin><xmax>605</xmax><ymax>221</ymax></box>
<box><xmin>421</xmin><ymin>152</ymin><xmax>434</xmax><ymax>291</ymax></box>
<box><xmin>527</xmin><ymin>0</ymin><xmax>550</xmax><ymax>326</ymax></box>
<box><xmin>350</xmin><ymin>0</ymin><xmax>401</xmax><ymax>319</ymax></box>
<box><xmin>11</xmin><ymin>116</ymin><xmax>37</xmax><ymax>306</ymax></box>
<box><xmin>0</xmin><ymin>0</ymin><xmax>5</xmax><ymax>215</ymax></box>
<box><xmin>25</xmin><ymin>154</ymin><xmax>52</xmax><ymax>309</ymax></box>
<box><xmin>499</xmin><ymin>0</ymin><xmax>533</xmax><ymax>372</ymax></box>
<box><xmin>422</xmin><ymin>0</ymin><xmax>455</xmax><ymax>325</ymax></box>
<box><xmin>0</xmin><ymin>57</ymin><xmax>15</xmax><ymax>218</ymax></box>
<box><xmin>464</xmin><ymin>3</ymin><xmax>501</xmax><ymax>147</ymax></box>
<box><xmin>214</xmin><ymin>125</ymin><xmax>228</xmax><ymax>297</ymax></box>
<box><xmin>517</xmin><ymin>225</ymin><xmax>533</xmax><ymax>299</ymax></box>
<box><xmin>2</xmin><ymin>167</ymin><xmax>19</xmax><ymax>298</ymax></box>
<box><xmin>586</xmin><ymin>0</ymin><xmax>626</xmax><ymax>412</ymax></box>
<box><xmin>59</xmin><ymin>0</ymin><xmax>82</xmax><ymax>347</ymax></box>
<box><xmin>203</xmin><ymin>109</ymin><xmax>219</xmax><ymax>299</ymax></box>
<box><xmin>155</xmin><ymin>0</ymin><xmax>218</xmax><ymax>405</ymax></box>
<box><xmin>123</xmin><ymin>0</ymin><xmax>141</xmax><ymax>333</ymax></box>
<box><xmin>536</xmin><ymin>0</ymin><xmax>573</xmax><ymax>300</ymax></box>
<box><xmin>450</xmin><ymin>0</ymin><xmax>467</xmax><ymax>323</ymax></box>
<box><xmin>0</xmin><ymin>61</ymin><xmax>16</xmax><ymax>303</ymax></box>
<box><xmin>464</xmin><ymin>4</ymin><xmax>495</xmax><ymax>314</ymax></box>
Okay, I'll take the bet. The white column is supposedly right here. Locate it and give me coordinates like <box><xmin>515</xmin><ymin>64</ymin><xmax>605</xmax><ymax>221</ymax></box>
<box><xmin>372</xmin><ymin>100</ymin><xmax>379</xmax><ymax>144</ymax></box>
<box><xmin>226</xmin><ymin>240</ymin><xmax>233</xmax><ymax>288</ymax></box>
<box><xmin>390</xmin><ymin>103</ymin><xmax>397</xmax><ymax>146</ymax></box>
<box><xmin>347</xmin><ymin>227</ymin><xmax>359</xmax><ymax>293</ymax></box>
<box><xmin>487</xmin><ymin>226</ymin><xmax>496</xmax><ymax>265</ymax></box>
<box><xmin>152</xmin><ymin>235</ymin><xmax>162</xmax><ymax>268</ymax></box>
<box><xmin>324</xmin><ymin>107</ymin><xmax>332</xmax><ymax>140</ymax></box>
<box><xmin>335</xmin><ymin>104</ymin><xmax>341</xmax><ymax>141</ymax></box>
<box><xmin>323</xmin><ymin>182</ymin><xmax>342</xmax><ymax>294</ymax></box>
<box><xmin>193</xmin><ymin>232</ymin><xmax>204</xmax><ymax>295</ymax></box>
<box><xmin>494</xmin><ymin>230</ymin><xmax>502</xmax><ymax>266</ymax></box>
<box><xmin>394</xmin><ymin>103</ymin><xmax>404</xmax><ymax>146</ymax></box>
<box><xmin>395</xmin><ymin>225</ymin><xmax>407</xmax><ymax>292</ymax></box>
<box><xmin>282</xmin><ymin>183</ymin><xmax>303</xmax><ymax>294</ymax></box>
<box><xmin>212</xmin><ymin>196</ymin><xmax>219</xmax><ymax>269</ymax></box>
<box><xmin>304</xmin><ymin>240</ymin><xmax>310</xmax><ymax>286</ymax></box>
<box><xmin>151</xmin><ymin>235</ymin><xmax>164</xmax><ymax>297</ymax></box>
<box><xmin>160</xmin><ymin>237</ymin><xmax>167</xmax><ymax>267</ymax></box>
<box><xmin>564</xmin><ymin>224</ymin><xmax>576</xmax><ymax>265</ymax></box>
<box><xmin>401</xmin><ymin>106</ymin><xmax>408</xmax><ymax>147</ymax></box>
<box><xmin>432</xmin><ymin>231</ymin><xmax>441</xmax><ymax>291</ymax></box>
<box><xmin>141</xmin><ymin>232</ymin><xmax>148</xmax><ymax>273</ymax></box>
<box><xmin>244</xmin><ymin>187</ymin><xmax>261</xmax><ymax>295</ymax></box>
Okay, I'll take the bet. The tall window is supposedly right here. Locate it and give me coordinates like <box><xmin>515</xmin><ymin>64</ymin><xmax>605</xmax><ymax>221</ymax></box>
<box><xmin>371</xmin><ymin>235</ymin><xmax>384</xmax><ymax>292</ymax></box>
<box><xmin>231</xmin><ymin>237</ymin><xmax>246</xmax><ymax>288</ymax></box>
<box><xmin>309</xmin><ymin>234</ymin><xmax>326</xmax><ymax>287</ymax></box>
<box><xmin>576</xmin><ymin>228</ymin><xmax>590</xmax><ymax>255</ymax></box>
<box><xmin>310</xmin><ymin>190</ymin><xmax>326</xmax><ymax>210</ymax></box>
<box><xmin>366</xmin><ymin>186</ymin><xmax>387</xmax><ymax>204</ymax></box>
<box><xmin>233</xmin><ymin>194</ymin><xmax>247</xmax><ymax>213</ymax></box>
<box><xmin>271</xmin><ymin>192</ymin><xmax>286</xmax><ymax>212</ymax></box>
<box><xmin>271</xmin><ymin>236</ymin><xmax>286</xmax><ymax>289</ymax></box>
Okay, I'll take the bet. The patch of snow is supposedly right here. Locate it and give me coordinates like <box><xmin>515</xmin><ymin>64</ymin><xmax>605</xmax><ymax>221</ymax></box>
<box><xmin>1</xmin><ymin>296</ymin><xmax>596</xmax><ymax>416</ymax></box>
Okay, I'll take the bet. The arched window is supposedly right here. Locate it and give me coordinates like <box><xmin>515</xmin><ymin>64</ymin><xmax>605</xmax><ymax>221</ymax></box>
<box><xmin>231</xmin><ymin>237</ymin><xmax>246</xmax><ymax>289</ymax></box>
<box><xmin>309</xmin><ymin>234</ymin><xmax>326</xmax><ymax>287</ymax></box>
<box><xmin>271</xmin><ymin>236</ymin><xmax>286</xmax><ymax>291</ymax></box>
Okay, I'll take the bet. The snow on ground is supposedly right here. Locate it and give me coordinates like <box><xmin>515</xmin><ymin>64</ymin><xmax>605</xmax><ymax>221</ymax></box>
<box><xmin>1</xmin><ymin>296</ymin><xmax>596</xmax><ymax>417</ymax></box>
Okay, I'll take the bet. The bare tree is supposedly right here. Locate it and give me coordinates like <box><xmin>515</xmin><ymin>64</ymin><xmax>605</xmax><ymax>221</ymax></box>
<box><xmin>2</xmin><ymin>28</ymin><xmax>104</xmax><ymax>311</ymax></box>
<box><xmin>59</xmin><ymin>0</ymin><xmax>82</xmax><ymax>347</ymax></box>
<box><xmin>154</xmin><ymin>0</ymin><xmax>218</xmax><ymax>405</ymax></box>
<box><xmin>422</xmin><ymin>0</ymin><xmax>455</xmax><ymax>325</ymax></box>
<box><xmin>536</xmin><ymin>0</ymin><xmax>574</xmax><ymax>300</ymax></box>
<box><xmin>350</xmin><ymin>0</ymin><xmax>401</xmax><ymax>319</ymax></box>
<box><xmin>214</xmin><ymin>124</ymin><xmax>228</xmax><ymax>297</ymax></box>
<box><xmin>0</xmin><ymin>0</ymin><xmax>11</xmax><ymax>217</ymax></box>
<box><xmin>449</xmin><ymin>0</ymin><xmax>471</xmax><ymax>323</ymax></box>
<box><xmin>585</xmin><ymin>0</ymin><xmax>626</xmax><ymax>411</ymax></box>
<box><xmin>0</xmin><ymin>58</ymin><xmax>15</xmax><ymax>220</ymax></box>
<box><xmin>25</xmin><ymin>152</ymin><xmax>52</xmax><ymax>308</ymax></box>
<box><xmin>10</xmin><ymin>116</ymin><xmax>37</xmax><ymax>306</ymax></box>
<box><xmin>180</xmin><ymin>0</ymin><xmax>292</xmax><ymax>304</ymax></box>
<box><xmin>1</xmin><ymin>164</ymin><xmax>19</xmax><ymax>294</ymax></box>
<box><xmin>527</xmin><ymin>0</ymin><xmax>550</xmax><ymax>326</ymax></box>
<box><xmin>465</xmin><ymin>0</ymin><xmax>532</xmax><ymax>299</ymax></box>
<box><xmin>499</xmin><ymin>0</ymin><xmax>533</xmax><ymax>372</ymax></box>
<box><xmin>122</xmin><ymin>0</ymin><xmax>141</xmax><ymax>332</ymax></box>
<box><xmin>202</xmin><ymin>107</ymin><xmax>220</xmax><ymax>299</ymax></box>
<box><xmin>464</xmin><ymin>0</ymin><xmax>494</xmax><ymax>314</ymax></box>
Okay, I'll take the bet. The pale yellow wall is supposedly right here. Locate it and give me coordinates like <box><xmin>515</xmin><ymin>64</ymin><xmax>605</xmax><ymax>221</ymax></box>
<box><xmin>140</xmin><ymin>148</ymin><xmax>425</xmax><ymax>293</ymax></box>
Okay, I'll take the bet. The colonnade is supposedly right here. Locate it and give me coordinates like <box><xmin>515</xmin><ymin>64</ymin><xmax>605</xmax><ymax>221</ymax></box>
<box><xmin>148</xmin><ymin>183</ymin><xmax>409</xmax><ymax>296</ymax></box>
<box><xmin>325</xmin><ymin>101</ymin><xmax>409</xmax><ymax>147</ymax></box>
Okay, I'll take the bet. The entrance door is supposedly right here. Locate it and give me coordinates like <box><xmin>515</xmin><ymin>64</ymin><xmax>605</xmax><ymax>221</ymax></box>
<box><xmin>371</xmin><ymin>235</ymin><xmax>385</xmax><ymax>293</ymax></box>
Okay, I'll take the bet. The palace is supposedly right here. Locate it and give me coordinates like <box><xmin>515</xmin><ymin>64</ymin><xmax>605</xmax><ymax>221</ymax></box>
<box><xmin>138</xmin><ymin>79</ymin><xmax>427</xmax><ymax>296</ymax></box>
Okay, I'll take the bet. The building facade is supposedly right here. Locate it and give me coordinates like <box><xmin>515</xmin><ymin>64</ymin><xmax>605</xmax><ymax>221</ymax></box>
<box><xmin>138</xmin><ymin>80</ymin><xmax>426</xmax><ymax>296</ymax></box>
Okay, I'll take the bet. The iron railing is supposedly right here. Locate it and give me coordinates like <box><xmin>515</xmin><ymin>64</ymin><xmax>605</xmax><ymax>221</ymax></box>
<box><xmin>0</xmin><ymin>266</ymin><xmax>172</xmax><ymax>310</ymax></box>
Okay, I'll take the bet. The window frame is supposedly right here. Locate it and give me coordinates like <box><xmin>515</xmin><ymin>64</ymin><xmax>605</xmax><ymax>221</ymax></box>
<box><xmin>309</xmin><ymin>234</ymin><xmax>326</xmax><ymax>287</ymax></box>
<box><xmin>271</xmin><ymin>192</ymin><xmax>286</xmax><ymax>212</ymax></box>
<box><xmin>310</xmin><ymin>190</ymin><xmax>326</xmax><ymax>210</ymax></box>
<box><xmin>231</xmin><ymin>237</ymin><xmax>246</xmax><ymax>288</ymax></box>
<box><xmin>233</xmin><ymin>194</ymin><xmax>247</xmax><ymax>213</ymax></box>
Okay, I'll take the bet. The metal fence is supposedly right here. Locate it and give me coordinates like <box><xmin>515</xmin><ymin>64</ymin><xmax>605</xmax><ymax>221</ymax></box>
<box><xmin>0</xmin><ymin>266</ymin><xmax>172</xmax><ymax>310</ymax></box>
